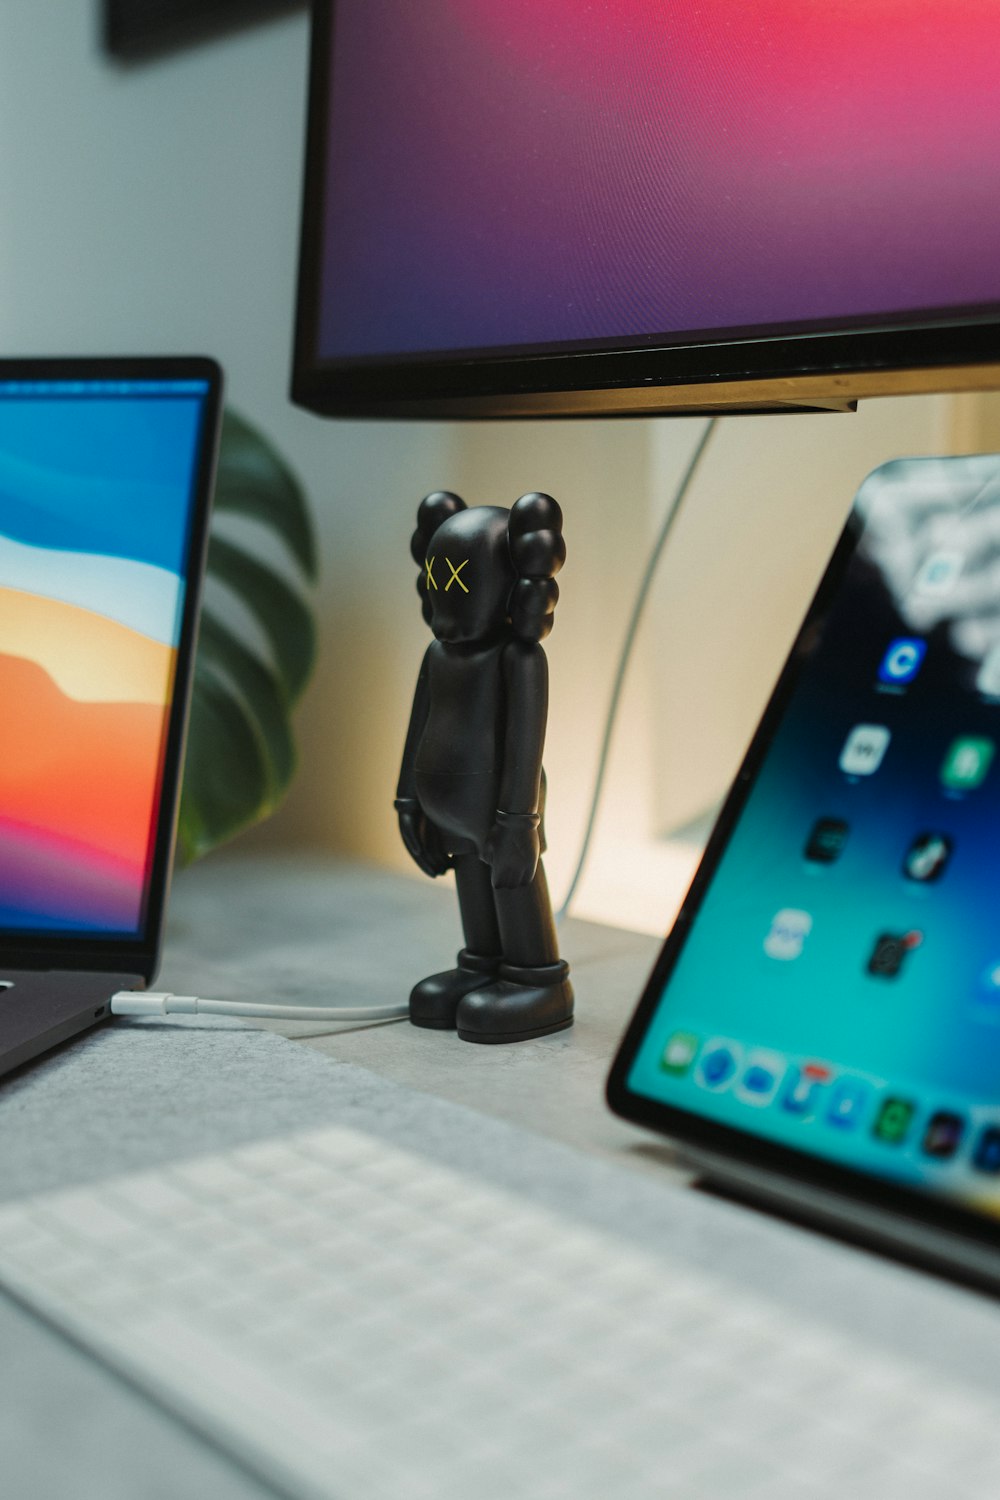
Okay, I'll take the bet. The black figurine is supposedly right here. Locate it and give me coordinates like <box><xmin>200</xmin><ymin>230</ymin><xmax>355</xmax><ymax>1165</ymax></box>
<box><xmin>395</xmin><ymin>490</ymin><xmax>573</xmax><ymax>1043</ymax></box>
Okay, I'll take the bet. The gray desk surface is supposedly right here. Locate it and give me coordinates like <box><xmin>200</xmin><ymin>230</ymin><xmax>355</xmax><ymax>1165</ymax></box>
<box><xmin>160</xmin><ymin>852</ymin><xmax>676</xmax><ymax>1173</ymax></box>
<box><xmin>4</xmin><ymin>854</ymin><xmax>1000</xmax><ymax>1499</ymax></box>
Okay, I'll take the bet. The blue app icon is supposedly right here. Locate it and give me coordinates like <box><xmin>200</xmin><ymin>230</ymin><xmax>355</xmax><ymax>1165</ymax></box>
<box><xmin>878</xmin><ymin>637</ymin><xmax>926</xmax><ymax>686</ymax></box>
<box><xmin>781</xmin><ymin>1063</ymin><xmax>831</xmax><ymax>1117</ymax></box>
<box><xmin>698</xmin><ymin>1044</ymin><xmax>739</xmax><ymax>1090</ymax></box>
<box><xmin>827</xmin><ymin>1078</ymin><xmax>871</xmax><ymax>1129</ymax></box>
<box><xmin>744</xmin><ymin>1065</ymin><xmax>775</xmax><ymax>1095</ymax></box>
<box><xmin>973</xmin><ymin>1126</ymin><xmax>1000</xmax><ymax>1174</ymax></box>
<box><xmin>979</xmin><ymin>962</ymin><xmax>1000</xmax><ymax>1004</ymax></box>
<box><xmin>734</xmin><ymin>1049</ymin><xmax>784</xmax><ymax>1107</ymax></box>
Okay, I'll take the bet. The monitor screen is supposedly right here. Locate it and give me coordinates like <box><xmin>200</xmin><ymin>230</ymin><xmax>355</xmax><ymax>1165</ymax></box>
<box><xmin>293</xmin><ymin>0</ymin><xmax>1000</xmax><ymax>417</ymax></box>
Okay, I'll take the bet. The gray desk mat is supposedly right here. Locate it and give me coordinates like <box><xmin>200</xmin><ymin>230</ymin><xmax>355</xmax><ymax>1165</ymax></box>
<box><xmin>5</xmin><ymin>1014</ymin><xmax>1000</xmax><ymax>1500</ymax></box>
<box><xmin>4</xmin><ymin>1014</ymin><xmax>1000</xmax><ymax>1390</ymax></box>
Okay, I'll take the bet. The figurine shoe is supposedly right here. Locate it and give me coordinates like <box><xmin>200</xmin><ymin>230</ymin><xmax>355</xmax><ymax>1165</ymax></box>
<box><xmin>409</xmin><ymin>949</ymin><xmax>501</xmax><ymax>1030</ymax></box>
<box><xmin>455</xmin><ymin>960</ymin><xmax>574</xmax><ymax>1044</ymax></box>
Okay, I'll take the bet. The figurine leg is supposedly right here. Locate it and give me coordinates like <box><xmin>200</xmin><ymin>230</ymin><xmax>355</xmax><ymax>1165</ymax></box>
<box><xmin>409</xmin><ymin>852</ymin><xmax>503</xmax><ymax>1029</ymax></box>
<box><xmin>455</xmin><ymin>862</ymin><xmax>573</xmax><ymax>1044</ymax></box>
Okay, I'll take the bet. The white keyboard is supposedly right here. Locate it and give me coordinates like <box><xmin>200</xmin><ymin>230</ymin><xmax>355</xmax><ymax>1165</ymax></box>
<box><xmin>0</xmin><ymin>1124</ymin><xmax>997</xmax><ymax>1500</ymax></box>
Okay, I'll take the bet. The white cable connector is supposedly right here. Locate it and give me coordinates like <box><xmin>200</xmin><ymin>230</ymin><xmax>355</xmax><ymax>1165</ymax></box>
<box><xmin>110</xmin><ymin>991</ymin><xmax>409</xmax><ymax>1022</ymax></box>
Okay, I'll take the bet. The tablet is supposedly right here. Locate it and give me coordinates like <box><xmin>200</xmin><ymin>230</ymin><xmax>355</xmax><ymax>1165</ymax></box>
<box><xmin>608</xmin><ymin>453</ymin><xmax>1000</xmax><ymax>1286</ymax></box>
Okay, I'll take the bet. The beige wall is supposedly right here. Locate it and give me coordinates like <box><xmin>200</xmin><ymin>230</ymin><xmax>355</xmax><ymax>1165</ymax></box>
<box><xmin>442</xmin><ymin>399</ymin><xmax>956</xmax><ymax>921</ymax></box>
<box><xmin>284</xmin><ymin>394</ymin><xmax>985</xmax><ymax>930</ymax></box>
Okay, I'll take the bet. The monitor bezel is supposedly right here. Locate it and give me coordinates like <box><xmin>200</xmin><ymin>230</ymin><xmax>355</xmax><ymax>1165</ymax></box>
<box><xmin>0</xmin><ymin>354</ymin><xmax>222</xmax><ymax>982</ymax></box>
<box><xmin>292</xmin><ymin>1</ymin><xmax>1000</xmax><ymax>419</ymax></box>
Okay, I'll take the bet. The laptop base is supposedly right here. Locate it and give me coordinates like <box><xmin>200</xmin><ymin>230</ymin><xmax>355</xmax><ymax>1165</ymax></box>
<box><xmin>0</xmin><ymin>972</ymin><xmax>141</xmax><ymax>1081</ymax></box>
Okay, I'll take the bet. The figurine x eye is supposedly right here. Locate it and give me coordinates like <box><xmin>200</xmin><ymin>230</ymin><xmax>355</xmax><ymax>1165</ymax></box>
<box><xmin>395</xmin><ymin>489</ymin><xmax>572</xmax><ymax>1043</ymax></box>
<box><xmin>425</xmin><ymin>555</ymin><xmax>473</xmax><ymax>594</ymax></box>
<box><xmin>445</xmin><ymin>558</ymin><xmax>469</xmax><ymax>592</ymax></box>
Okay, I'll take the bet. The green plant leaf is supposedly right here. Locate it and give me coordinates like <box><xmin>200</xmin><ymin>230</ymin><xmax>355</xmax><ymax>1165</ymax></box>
<box><xmin>206</xmin><ymin>534</ymin><xmax>315</xmax><ymax>703</ymax></box>
<box><xmin>177</xmin><ymin>672</ymin><xmax>274</xmax><ymax>864</ymax></box>
<box><xmin>176</xmin><ymin>410</ymin><xmax>317</xmax><ymax>866</ymax></box>
<box><xmin>213</xmin><ymin>409</ymin><xmax>317</xmax><ymax>580</ymax></box>
<box><xmin>196</xmin><ymin>609</ymin><xmax>296</xmax><ymax>791</ymax></box>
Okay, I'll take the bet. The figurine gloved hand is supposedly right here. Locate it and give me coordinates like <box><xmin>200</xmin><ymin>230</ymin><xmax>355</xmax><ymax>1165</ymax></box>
<box><xmin>486</xmin><ymin>812</ymin><xmax>541</xmax><ymax>889</ymax></box>
<box><xmin>394</xmin><ymin>797</ymin><xmax>450</xmax><ymax>878</ymax></box>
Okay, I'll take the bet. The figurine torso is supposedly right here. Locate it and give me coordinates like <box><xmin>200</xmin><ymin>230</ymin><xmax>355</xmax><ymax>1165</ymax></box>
<box><xmin>415</xmin><ymin>639</ymin><xmax>506</xmax><ymax>850</ymax></box>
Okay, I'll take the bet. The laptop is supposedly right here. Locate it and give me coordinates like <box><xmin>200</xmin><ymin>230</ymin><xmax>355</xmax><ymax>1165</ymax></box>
<box><xmin>0</xmin><ymin>356</ymin><xmax>221</xmax><ymax>1080</ymax></box>
<box><xmin>609</xmin><ymin>452</ymin><xmax>1000</xmax><ymax>1291</ymax></box>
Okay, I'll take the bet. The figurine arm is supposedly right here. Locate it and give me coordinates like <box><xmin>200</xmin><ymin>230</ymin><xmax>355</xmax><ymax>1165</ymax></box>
<box><xmin>395</xmin><ymin>648</ymin><xmax>449</xmax><ymax>877</ymax></box>
<box><xmin>487</xmin><ymin>642</ymin><xmax>548</xmax><ymax>888</ymax></box>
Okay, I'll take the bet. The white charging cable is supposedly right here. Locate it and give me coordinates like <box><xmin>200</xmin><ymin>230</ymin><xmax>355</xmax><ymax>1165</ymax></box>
<box><xmin>109</xmin><ymin>991</ymin><xmax>409</xmax><ymax>1022</ymax></box>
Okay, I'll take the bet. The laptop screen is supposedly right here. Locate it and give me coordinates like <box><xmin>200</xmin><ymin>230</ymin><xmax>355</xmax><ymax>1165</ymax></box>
<box><xmin>0</xmin><ymin>373</ymin><xmax>214</xmax><ymax>939</ymax></box>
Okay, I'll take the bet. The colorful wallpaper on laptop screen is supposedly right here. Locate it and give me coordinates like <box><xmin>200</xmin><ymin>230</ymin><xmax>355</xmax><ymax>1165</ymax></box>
<box><xmin>318</xmin><ymin>0</ymin><xmax>1000</xmax><ymax>358</ymax></box>
<box><xmin>0</xmin><ymin>390</ymin><xmax>203</xmax><ymax>935</ymax></box>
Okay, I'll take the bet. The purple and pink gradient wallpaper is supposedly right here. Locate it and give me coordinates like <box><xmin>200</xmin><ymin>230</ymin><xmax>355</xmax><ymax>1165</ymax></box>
<box><xmin>318</xmin><ymin>0</ymin><xmax>1000</xmax><ymax>360</ymax></box>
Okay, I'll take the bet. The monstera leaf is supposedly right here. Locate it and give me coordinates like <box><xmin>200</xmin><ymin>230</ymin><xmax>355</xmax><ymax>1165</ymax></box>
<box><xmin>176</xmin><ymin>409</ymin><xmax>318</xmax><ymax>864</ymax></box>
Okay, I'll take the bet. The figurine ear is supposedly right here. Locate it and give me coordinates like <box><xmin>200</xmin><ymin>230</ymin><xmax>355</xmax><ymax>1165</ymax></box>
<box><xmin>509</xmin><ymin>577</ymin><xmax>559</xmax><ymax>642</ymax></box>
<box><xmin>412</xmin><ymin>492</ymin><xmax>466</xmax><ymax>626</ymax></box>
<box><xmin>507</xmin><ymin>493</ymin><xmax>565</xmax><ymax>641</ymax></box>
<box><xmin>509</xmin><ymin>491</ymin><xmax>563</xmax><ymax>542</ymax></box>
<box><xmin>507</xmin><ymin>492</ymin><xmax>566</xmax><ymax>578</ymax></box>
<box><xmin>410</xmin><ymin>491</ymin><xmax>466</xmax><ymax>565</ymax></box>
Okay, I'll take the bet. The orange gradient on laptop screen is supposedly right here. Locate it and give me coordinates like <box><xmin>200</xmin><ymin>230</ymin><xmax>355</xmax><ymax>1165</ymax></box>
<box><xmin>0</xmin><ymin>384</ymin><xmax>204</xmax><ymax>934</ymax></box>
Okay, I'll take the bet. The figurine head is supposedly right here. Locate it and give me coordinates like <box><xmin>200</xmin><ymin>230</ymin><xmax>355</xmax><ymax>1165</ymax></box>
<box><xmin>411</xmin><ymin>491</ymin><xmax>566</xmax><ymax>644</ymax></box>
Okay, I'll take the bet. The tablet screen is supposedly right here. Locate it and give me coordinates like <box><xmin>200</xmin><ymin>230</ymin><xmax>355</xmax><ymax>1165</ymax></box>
<box><xmin>623</xmin><ymin>455</ymin><xmax>1000</xmax><ymax>1220</ymax></box>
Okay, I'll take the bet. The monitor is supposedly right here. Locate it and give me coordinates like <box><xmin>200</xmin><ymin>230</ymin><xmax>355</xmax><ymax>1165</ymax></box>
<box><xmin>292</xmin><ymin>0</ymin><xmax>1000</xmax><ymax>419</ymax></box>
